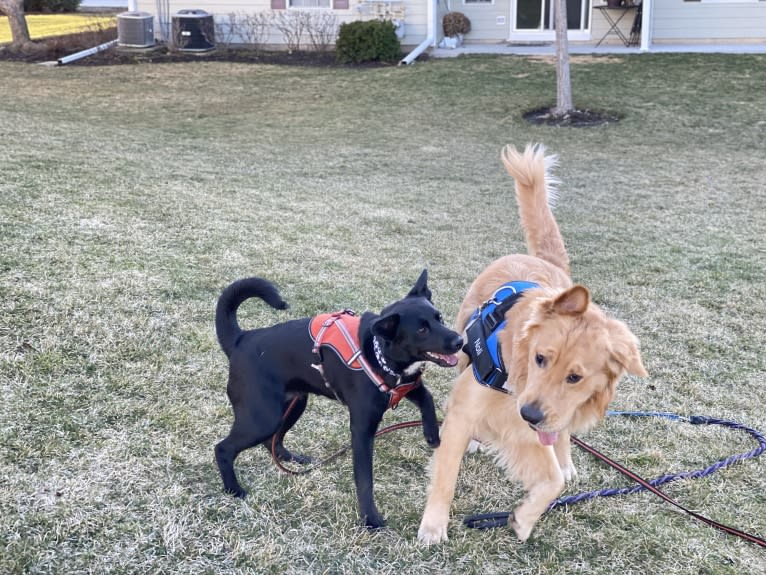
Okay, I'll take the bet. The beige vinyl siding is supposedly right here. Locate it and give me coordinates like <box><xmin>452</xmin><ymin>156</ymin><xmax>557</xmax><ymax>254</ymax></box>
<box><xmin>134</xmin><ymin>0</ymin><xmax>429</xmax><ymax>46</ymax></box>
<box><xmin>652</xmin><ymin>0</ymin><xmax>766</xmax><ymax>42</ymax></box>
<box><xmin>400</xmin><ymin>1</ymin><xmax>428</xmax><ymax>40</ymax></box>
<box><xmin>451</xmin><ymin>0</ymin><xmax>512</xmax><ymax>43</ymax></box>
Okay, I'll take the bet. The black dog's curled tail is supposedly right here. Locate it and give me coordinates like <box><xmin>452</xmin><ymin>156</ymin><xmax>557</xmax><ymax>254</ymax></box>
<box><xmin>215</xmin><ymin>277</ymin><xmax>289</xmax><ymax>358</ymax></box>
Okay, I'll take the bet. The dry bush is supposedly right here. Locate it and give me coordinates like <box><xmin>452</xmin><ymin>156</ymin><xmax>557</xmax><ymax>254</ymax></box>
<box><xmin>442</xmin><ymin>11</ymin><xmax>471</xmax><ymax>37</ymax></box>
<box><xmin>214</xmin><ymin>13</ymin><xmax>238</xmax><ymax>48</ymax></box>
<box><xmin>214</xmin><ymin>12</ymin><xmax>273</xmax><ymax>50</ymax></box>
<box><xmin>239</xmin><ymin>12</ymin><xmax>271</xmax><ymax>49</ymax></box>
<box><xmin>272</xmin><ymin>10</ymin><xmax>312</xmax><ymax>52</ymax></box>
<box><xmin>305</xmin><ymin>10</ymin><xmax>338</xmax><ymax>52</ymax></box>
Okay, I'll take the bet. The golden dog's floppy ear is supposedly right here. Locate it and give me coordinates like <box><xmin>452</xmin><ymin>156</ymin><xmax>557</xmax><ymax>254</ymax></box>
<box><xmin>549</xmin><ymin>285</ymin><xmax>589</xmax><ymax>316</ymax></box>
<box><xmin>606</xmin><ymin>318</ymin><xmax>648</xmax><ymax>377</ymax></box>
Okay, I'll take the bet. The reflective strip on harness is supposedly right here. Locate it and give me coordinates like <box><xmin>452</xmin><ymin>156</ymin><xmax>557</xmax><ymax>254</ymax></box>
<box><xmin>308</xmin><ymin>311</ymin><xmax>419</xmax><ymax>409</ymax></box>
<box><xmin>464</xmin><ymin>281</ymin><xmax>539</xmax><ymax>393</ymax></box>
<box><xmin>310</xmin><ymin>311</ymin><xmax>366</xmax><ymax>371</ymax></box>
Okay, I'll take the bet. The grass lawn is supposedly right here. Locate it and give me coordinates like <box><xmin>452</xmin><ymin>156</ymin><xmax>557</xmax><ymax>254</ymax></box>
<box><xmin>1</xmin><ymin>53</ymin><xmax>765</xmax><ymax>574</ymax></box>
<box><xmin>0</xmin><ymin>13</ymin><xmax>115</xmax><ymax>43</ymax></box>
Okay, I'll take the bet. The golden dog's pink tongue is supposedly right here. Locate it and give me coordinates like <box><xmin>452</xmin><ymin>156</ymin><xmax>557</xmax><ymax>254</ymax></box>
<box><xmin>537</xmin><ymin>431</ymin><xmax>559</xmax><ymax>446</ymax></box>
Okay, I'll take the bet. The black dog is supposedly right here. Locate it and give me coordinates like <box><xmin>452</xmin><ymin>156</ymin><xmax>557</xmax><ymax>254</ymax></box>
<box><xmin>214</xmin><ymin>270</ymin><xmax>463</xmax><ymax>528</ymax></box>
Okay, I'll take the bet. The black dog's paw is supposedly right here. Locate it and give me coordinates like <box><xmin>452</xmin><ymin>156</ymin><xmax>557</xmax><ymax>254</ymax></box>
<box><xmin>285</xmin><ymin>452</ymin><xmax>313</xmax><ymax>465</ymax></box>
<box><xmin>225</xmin><ymin>487</ymin><xmax>248</xmax><ymax>499</ymax></box>
<box><xmin>364</xmin><ymin>514</ymin><xmax>387</xmax><ymax>530</ymax></box>
<box><xmin>422</xmin><ymin>424</ymin><xmax>440</xmax><ymax>448</ymax></box>
<box><xmin>275</xmin><ymin>447</ymin><xmax>313</xmax><ymax>465</ymax></box>
<box><xmin>426</xmin><ymin>435</ymin><xmax>441</xmax><ymax>449</ymax></box>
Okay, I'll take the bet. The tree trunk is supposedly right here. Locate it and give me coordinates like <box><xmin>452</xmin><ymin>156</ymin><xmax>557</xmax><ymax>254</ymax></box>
<box><xmin>0</xmin><ymin>0</ymin><xmax>32</xmax><ymax>48</ymax></box>
<box><xmin>553</xmin><ymin>0</ymin><xmax>573</xmax><ymax>115</ymax></box>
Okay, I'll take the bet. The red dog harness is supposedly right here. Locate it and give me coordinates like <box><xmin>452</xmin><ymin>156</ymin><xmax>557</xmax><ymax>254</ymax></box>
<box><xmin>309</xmin><ymin>310</ymin><xmax>420</xmax><ymax>409</ymax></box>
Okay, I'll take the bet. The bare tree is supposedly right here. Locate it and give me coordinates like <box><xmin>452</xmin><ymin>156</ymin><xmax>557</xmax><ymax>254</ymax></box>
<box><xmin>0</xmin><ymin>0</ymin><xmax>32</xmax><ymax>48</ymax></box>
<box><xmin>552</xmin><ymin>0</ymin><xmax>573</xmax><ymax>116</ymax></box>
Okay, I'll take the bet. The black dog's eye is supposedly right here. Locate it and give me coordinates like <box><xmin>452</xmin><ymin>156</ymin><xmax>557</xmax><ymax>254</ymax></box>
<box><xmin>436</xmin><ymin>313</ymin><xmax>444</xmax><ymax>324</ymax></box>
<box><xmin>566</xmin><ymin>373</ymin><xmax>582</xmax><ymax>384</ymax></box>
<box><xmin>418</xmin><ymin>325</ymin><xmax>430</xmax><ymax>335</ymax></box>
<box><xmin>535</xmin><ymin>353</ymin><xmax>546</xmax><ymax>368</ymax></box>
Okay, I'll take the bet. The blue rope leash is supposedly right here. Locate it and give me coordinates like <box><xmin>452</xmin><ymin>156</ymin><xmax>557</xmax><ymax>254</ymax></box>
<box><xmin>463</xmin><ymin>411</ymin><xmax>766</xmax><ymax>538</ymax></box>
<box><xmin>548</xmin><ymin>411</ymin><xmax>766</xmax><ymax>510</ymax></box>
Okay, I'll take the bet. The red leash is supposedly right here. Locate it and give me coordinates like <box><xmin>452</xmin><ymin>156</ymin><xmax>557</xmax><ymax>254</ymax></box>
<box><xmin>270</xmin><ymin>397</ymin><xmax>424</xmax><ymax>476</ymax></box>
<box><xmin>272</xmin><ymin>402</ymin><xmax>766</xmax><ymax>549</ymax></box>
<box><xmin>569</xmin><ymin>434</ymin><xmax>766</xmax><ymax>549</ymax></box>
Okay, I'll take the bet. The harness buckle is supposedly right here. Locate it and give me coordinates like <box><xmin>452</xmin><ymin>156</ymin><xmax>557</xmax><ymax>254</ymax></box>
<box><xmin>484</xmin><ymin>311</ymin><xmax>501</xmax><ymax>332</ymax></box>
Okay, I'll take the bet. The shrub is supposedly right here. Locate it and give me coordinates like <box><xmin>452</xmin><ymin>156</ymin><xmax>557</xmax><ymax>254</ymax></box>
<box><xmin>24</xmin><ymin>0</ymin><xmax>81</xmax><ymax>13</ymax></box>
<box><xmin>335</xmin><ymin>19</ymin><xmax>400</xmax><ymax>64</ymax></box>
<box><xmin>273</xmin><ymin>10</ymin><xmax>310</xmax><ymax>52</ymax></box>
<box><xmin>442</xmin><ymin>11</ymin><xmax>471</xmax><ymax>37</ymax></box>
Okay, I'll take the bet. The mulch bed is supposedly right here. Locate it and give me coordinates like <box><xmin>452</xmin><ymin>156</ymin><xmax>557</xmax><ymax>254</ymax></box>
<box><xmin>523</xmin><ymin>106</ymin><xmax>622</xmax><ymax>127</ymax></box>
<box><xmin>0</xmin><ymin>29</ymin><xmax>401</xmax><ymax>68</ymax></box>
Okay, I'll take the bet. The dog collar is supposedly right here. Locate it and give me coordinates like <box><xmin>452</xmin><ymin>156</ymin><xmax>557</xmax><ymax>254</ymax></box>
<box><xmin>373</xmin><ymin>336</ymin><xmax>400</xmax><ymax>378</ymax></box>
<box><xmin>464</xmin><ymin>281</ymin><xmax>539</xmax><ymax>394</ymax></box>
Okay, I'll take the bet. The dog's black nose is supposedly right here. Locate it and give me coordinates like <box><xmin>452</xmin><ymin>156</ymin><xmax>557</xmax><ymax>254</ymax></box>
<box><xmin>449</xmin><ymin>335</ymin><xmax>464</xmax><ymax>352</ymax></box>
<box><xmin>520</xmin><ymin>403</ymin><xmax>545</xmax><ymax>426</ymax></box>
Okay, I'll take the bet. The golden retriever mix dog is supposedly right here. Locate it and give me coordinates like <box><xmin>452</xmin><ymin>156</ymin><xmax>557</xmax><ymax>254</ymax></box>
<box><xmin>417</xmin><ymin>143</ymin><xmax>647</xmax><ymax>544</ymax></box>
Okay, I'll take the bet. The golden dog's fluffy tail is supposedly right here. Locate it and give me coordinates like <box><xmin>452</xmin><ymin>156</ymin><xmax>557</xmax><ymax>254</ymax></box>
<box><xmin>501</xmin><ymin>144</ymin><xmax>570</xmax><ymax>275</ymax></box>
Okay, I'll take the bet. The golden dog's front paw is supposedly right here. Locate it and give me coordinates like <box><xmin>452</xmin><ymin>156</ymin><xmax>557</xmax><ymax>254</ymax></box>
<box><xmin>560</xmin><ymin>462</ymin><xmax>577</xmax><ymax>482</ymax></box>
<box><xmin>510</xmin><ymin>512</ymin><xmax>533</xmax><ymax>543</ymax></box>
<box><xmin>417</xmin><ymin>513</ymin><xmax>449</xmax><ymax>545</ymax></box>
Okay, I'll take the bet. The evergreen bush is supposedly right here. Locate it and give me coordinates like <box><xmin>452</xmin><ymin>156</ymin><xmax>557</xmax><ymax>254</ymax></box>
<box><xmin>24</xmin><ymin>0</ymin><xmax>81</xmax><ymax>13</ymax></box>
<box><xmin>335</xmin><ymin>20</ymin><xmax>401</xmax><ymax>64</ymax></box>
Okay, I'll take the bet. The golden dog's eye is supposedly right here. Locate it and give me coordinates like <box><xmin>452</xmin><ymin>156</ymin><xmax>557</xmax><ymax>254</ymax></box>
<box><xmin>566</xmin><ymin>373</ymin><xmax>582</xmax><ymax>384</ymax></box>
<box><xmin>535</xmin><ymin>353</ymin><xmax>546</xmax><ymax>368</ymax></box>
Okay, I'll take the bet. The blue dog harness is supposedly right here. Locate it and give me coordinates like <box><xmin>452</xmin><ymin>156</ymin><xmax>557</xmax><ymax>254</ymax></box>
<box><xmin>464</xmin><ymin>281</ymin><xmax>539</xmax><ymax>393</ymax></box>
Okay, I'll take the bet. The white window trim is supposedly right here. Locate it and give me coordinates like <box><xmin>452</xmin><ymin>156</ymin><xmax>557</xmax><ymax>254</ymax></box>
<box><xmin>288</xmin><ymin>0</ymin><xmax>332</xmax><ymax>8</ymax></box>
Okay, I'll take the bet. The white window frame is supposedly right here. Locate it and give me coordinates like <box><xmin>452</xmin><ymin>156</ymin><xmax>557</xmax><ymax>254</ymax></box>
<box><xmin>288</xmin><ymin>0</ymin><xmax>332</xmax><ymax>8</ymax></box>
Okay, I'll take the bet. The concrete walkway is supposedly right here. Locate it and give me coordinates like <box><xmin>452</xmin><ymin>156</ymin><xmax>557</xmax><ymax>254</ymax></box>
<box><xmin>431</xmin><ymin>42</ymin><xmax>766</xmax><ymax>58</ymax></box>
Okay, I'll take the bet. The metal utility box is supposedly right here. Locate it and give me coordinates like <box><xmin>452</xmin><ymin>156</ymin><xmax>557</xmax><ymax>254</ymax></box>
<box><xmin>117</xmin><ymin>11</ymin><xmax>155</xmax><ymax>48</ymax></box>
<box><xmin>172</xmin><ymin>9</ymin><xmax>215</xmax><ymax>52</ymax></box>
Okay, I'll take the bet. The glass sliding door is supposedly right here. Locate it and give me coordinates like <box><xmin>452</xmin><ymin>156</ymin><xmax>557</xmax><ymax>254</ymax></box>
<box><xmin>511</xmin><ymin>0</ymin><xmax>590</xmax><ymax>41</ymax></box>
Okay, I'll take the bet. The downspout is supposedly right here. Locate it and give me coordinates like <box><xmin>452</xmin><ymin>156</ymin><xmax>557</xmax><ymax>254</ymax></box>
<box><xmin>640</xmin><ymin>0</ymin><xmax>651</xmax><ymax>52</ymax></box>
<box><xmin>400</xmin><ymin>0</ymin><xmax>438</xmax><ymax>65</ymax></box>
<box><xmin>57</xmin><ymin>39</ymin><xmax>118</xmax><ymax>65</ymax></box>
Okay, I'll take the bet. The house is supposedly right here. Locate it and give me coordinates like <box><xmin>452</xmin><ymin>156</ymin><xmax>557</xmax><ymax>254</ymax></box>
<box><xmin>131</xmin><ymin>0</ymin><xmax>766</xmax><ymax>60</ymax></box>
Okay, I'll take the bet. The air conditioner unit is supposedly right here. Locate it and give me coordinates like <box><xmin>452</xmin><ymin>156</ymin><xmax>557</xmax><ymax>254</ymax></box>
<box><xmin>172</xmin><ymin>9</ymin><xmax>215</xmax><ymax>52</ymax></box>
<box><xmin>117</xmin><ymin>11</ymin><xmax>155</xmax><ymax>48</ymax></box>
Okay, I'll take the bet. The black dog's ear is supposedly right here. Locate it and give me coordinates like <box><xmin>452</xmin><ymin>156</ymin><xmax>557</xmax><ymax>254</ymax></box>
<box><xmin>407</xmin><ymin>268</ymin><xmax>432</xmax><ymax>301</ymax></box>
<box><xmin>372</xmin><ymin>313</ymin><xmax>400</xmax><ymax>341</ymax></box>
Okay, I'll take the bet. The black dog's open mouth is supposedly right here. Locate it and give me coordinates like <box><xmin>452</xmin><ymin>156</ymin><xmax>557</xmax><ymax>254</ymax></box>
<box><xmin>425</xmin><ymin>351</ymin><xmax>459</xmax><ymax>367</ymax></box>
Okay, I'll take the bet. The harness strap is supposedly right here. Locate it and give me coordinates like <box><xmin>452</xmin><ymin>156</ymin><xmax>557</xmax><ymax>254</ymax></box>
<box><xmin>310</xmin><ymin>311</ymin><xmax>419</xmax><ymax>410</ymax></box>
<box><xmin>464</xmin><ymin>281</ymin><xmax>539</xmax><ymax>393</ymax></box>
